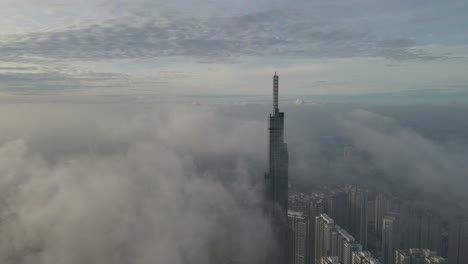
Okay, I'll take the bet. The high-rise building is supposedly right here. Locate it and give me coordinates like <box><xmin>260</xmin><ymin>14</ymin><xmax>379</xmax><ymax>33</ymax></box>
<box><xmin>347</xmin><ymin>187</ymin><xmax>368</xmax><ymax>249</ymax></box>
<box><xmin>316</xmin><ymin>214</ymin><xmax>335</xmax><ymax>264</ymax></box>
<box><xmin>264</xmin><ymin>73</ymin><xmax>289</xmax><ymax>264</ymax></box>
<box><xmin>289</xmin><ymin>211</ymin><xmax>310</xmax><ymax>264</ymax></box>
<box><xmin>333</xmin><ymin>228</ymin><xmax>362</xmax><ymax>264</ymax></box>
<box><xmin>321</xmin><ymin>256</ymin><xmax>342</xmax><ymax>264</ymax></box>
<box><xmin>316</xmin><ymin>214</ymin><xmax>338</xmax><ymax>264</ymax></box>
<box><xmin>374</xmin><ymin>194</ymin><xmax>387</xmax><ymax>239</ymax></box>
<box><xmin>351</xmin><ymin>251</ymin><xmax>381</xmax><ymax>264</ymax></box>
<box><xmin>315</xmin><ymin>213</ymin><xmax>363</xmax><ymax>264</ymax></box>
<box><xmin>308</xmin><ymin>201</ymin><xmax>324</xmax><ymax>264</ymax></box>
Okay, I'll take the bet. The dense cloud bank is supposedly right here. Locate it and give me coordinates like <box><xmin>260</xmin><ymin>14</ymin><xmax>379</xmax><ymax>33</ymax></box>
<box><xmin>0</xmin><ymin>104</ymin><xmax>271</xmax><ymax>264</ymax></box>
<box><xmin>0</xmin><ymin>103</ymin><xmax>467</xmax><ymax>263</ymax></box>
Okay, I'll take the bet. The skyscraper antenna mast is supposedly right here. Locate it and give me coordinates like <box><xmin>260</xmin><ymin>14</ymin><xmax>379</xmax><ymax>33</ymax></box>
<box><xmin>273</xmin><ymin>72</ymin><xmax>279</xmax><ymax>113</ymax></box>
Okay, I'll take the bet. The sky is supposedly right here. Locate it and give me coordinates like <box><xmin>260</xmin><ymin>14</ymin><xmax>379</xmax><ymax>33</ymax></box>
<box><xmin>1</xmin><ymin>0</ymin><xmax>468</xmax><ymax>103</ymax></box>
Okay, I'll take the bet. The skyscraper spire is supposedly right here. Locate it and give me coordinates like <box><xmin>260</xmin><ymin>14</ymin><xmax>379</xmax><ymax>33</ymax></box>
<box><xmin>273</xmin><ymin>73</ymin><xmax>279</xmax><ymax>113</ymax></box>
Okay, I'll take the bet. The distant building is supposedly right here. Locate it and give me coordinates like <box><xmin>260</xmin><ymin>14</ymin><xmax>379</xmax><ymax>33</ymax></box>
<box><xmin>373</xmin><ymin>197</ymin><xmax>443</xmax><ymax>255</ymax></box>
<box><xmin>327</xmin><ymin>191</ymin><xmax>348</xmax><ymax>227</ymax></box>
<box><xmin>395</xmin><ymin>248</ymin><xmax>425</xmax><ymax>264</ymax></box>
<box><xmin>404</xmin><ymin>208</ymin><xmax>442</xmax><ymax>253</ymax></box>
<box><xmin>395</xmin><ymin>248</ymin><xmax>447</xmax><ymax>264</ymax></box>
<box><xmin>368</xmin><ymin>200</ymin><xmax>376</xmax><ymax>235</ymax></box>
<box><xmin>374</xmin><ymin>194</ymin><xmax>387</xmax><ymax>239</ymax></box>
<box><xmin>347</xmin><ymin>187</ymin><xmax>368</xmax><ymax>249</ymax></box>
<box><xmin>351</xmin><ymin>250</ymin><xmax>381</xmax><ymax>264</ymax></box>
<box><xmin>448</xmin><ymin>217</ymin><xmax>468</xmax><ymax>264</ymax></box>
<box><xmin>382</xmin><ymin>215</ymin><xmax>401</xmax><ymax>264</ymax></box>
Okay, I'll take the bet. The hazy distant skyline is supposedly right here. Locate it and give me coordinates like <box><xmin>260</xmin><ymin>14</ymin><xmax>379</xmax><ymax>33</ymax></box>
<box><xmin>1</xmin><ymin>0</ymin><xmax>468</xmax><ymax>102</ymax></box>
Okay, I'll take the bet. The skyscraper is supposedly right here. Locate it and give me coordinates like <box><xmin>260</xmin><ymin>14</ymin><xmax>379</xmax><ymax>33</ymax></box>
<box><xmin>265</xmin><ymin>73</ymin><xmax>289</xmax><ymax>264</ymax></box>
<box><xmin>265</xmin><ymin>72</ymin><xmax>289</xmax><ymax>216</ymax></box>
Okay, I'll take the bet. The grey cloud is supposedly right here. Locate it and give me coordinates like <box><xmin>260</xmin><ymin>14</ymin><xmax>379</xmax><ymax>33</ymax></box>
<box><xmin>0</xmin><ymin>66</ymin><xmax>39</xmax><ymax>71</ymax></box>
<box><xmin>379</xmin><ymin>38</ymin><xmax>414</xmax><ymax>49</ymax></box>
<box><xmin>0</xmin><ymin>72</ymin><xmax>128</xmax><ymax>94</ymax></box>
<box><xmin>0</xmin><ymin>69</ymin><xmax>177</xmax><ymax>95</ymax></box>
<box><xmin>0</xmin><ymin>103</ymin><xmax>467</xmax><ymax>262</ymax></box>
<box><xmin>0</xmin><ymin>10</ymin><xmax>442</xmax><ymax>62</ymax></box>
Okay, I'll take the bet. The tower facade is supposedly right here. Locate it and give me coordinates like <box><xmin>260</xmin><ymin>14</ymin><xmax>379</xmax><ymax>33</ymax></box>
<box><xmin>265</xmin><ymin>73</ymin><xmax>289</xmax><ymax>264</ymax></box>
<box><xmin>265</xmin><ymin>72</ymin><xmax>289</xmax><ymax>215</ymax></box>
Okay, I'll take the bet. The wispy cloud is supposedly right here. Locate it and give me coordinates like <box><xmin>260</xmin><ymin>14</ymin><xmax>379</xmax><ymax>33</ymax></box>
<box><xmin>0</xmin><ymin>10</ymin><xmax>444</xmax><ymax>61</ymax></box>
<box><xmin>0</xmin><ymin>0</ymin><xmax>467</xmax><ymax>99</ymax></box>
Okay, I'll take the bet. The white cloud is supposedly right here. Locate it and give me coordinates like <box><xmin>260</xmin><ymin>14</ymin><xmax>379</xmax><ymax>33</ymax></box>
<box><xmin>0</xmin><ymin>104</ymin><xmax>272</xmax><ymax>264</ymax></box>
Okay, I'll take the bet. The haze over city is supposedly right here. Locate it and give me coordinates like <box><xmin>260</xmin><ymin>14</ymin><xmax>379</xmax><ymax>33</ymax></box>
<box><xmin>0</xmin><ymin>1</ymin><xmax>468</xmax><ymax>264</ymax></box>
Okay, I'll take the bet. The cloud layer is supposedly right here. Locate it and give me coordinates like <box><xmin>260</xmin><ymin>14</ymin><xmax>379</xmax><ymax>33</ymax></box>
<box><xmin>0</xmin><ymin>103</ymin><xmax>468</xmax><ymax>262</ymax></box>
<box><xmin>0</xmin><ymin>104</ymin><xmax>271</xmax><ymax>264</ymax></box>
<box><xmin>0</xmin><ymin>10</ymin><xmax>441</xmax><ymax>61</ymax></box>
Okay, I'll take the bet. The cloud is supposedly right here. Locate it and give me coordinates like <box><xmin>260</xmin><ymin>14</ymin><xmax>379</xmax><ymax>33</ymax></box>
<box><xmin>0</xmin><ymin>10</ymin><xmax>442</xmax><ymax>62</ymax></box>
<box><xmin>0</xmin><ymin>102</ymin><xmax>468</xmax><ymax>262</ymax></box>
<box><xmin>0</xmin><ymin>104</ymin><xmax>272</xmax><ymax>264</ymax></box>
